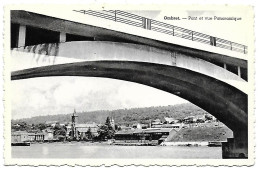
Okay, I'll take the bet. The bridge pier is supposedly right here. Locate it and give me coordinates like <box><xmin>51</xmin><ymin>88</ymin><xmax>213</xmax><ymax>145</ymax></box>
<box><xmin>59</xmin><ymin>32</ymin><xmax>66</xmax><ymax>43</ymax></box>
<box><xmin>222</xmin><ymin>130</ymin><xmax>248</xmax><ymax>159</ymax></box>
<box><xmin>18</xmin><ymin>24</ymin><xmax>26</xmax><ymax>47</ymax></box>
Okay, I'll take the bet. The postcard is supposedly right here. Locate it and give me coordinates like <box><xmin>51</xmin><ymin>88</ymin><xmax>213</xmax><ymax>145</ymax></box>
<box><xmin>3</xmin><ymin>4</ymin><xmax>255</xmax><ymax>166</ymax></box>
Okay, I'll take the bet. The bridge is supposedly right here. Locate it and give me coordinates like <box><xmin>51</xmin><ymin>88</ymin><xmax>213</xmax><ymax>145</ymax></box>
<box><xmin>10</xmin><ymin>10</ymin><xmax>248</xmax><ymax>158</ymax></box>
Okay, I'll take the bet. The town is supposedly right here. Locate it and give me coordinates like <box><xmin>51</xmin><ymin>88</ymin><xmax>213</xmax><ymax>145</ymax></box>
<box><xmin>11</xmin><ymin>109</ymin><xmax>232</xmax><ymax>147</ymax></box>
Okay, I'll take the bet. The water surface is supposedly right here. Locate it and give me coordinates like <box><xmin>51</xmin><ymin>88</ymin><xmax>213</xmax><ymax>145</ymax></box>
<box><xmin>12</xmin><ymin>142</ymin><xmax>222</xmax><ymax>159</ymax></box>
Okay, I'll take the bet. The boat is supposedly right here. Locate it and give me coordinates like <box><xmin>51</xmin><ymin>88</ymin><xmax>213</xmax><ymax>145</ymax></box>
<box><xmin>11</xmin><ymin>142</ymin><xmax>30</xmax><ymax>146</ymax></box>
<box><xmin>208</xmin><ymin>141</ymin><xmax>222</xmax><ymax>147</ymax></box>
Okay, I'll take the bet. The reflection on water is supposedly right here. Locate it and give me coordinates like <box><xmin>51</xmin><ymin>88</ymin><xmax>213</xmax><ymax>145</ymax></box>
<box><xmin>12</xmin><ymin>142</ymin><xmax>222</xmax><ymax>159</ymax></box>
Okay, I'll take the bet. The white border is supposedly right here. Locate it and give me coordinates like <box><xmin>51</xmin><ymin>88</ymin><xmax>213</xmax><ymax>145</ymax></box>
<box><xmin>1</xmin><ymin>0</ymin><xmax>259</xmax><ymax>168</ymax></box>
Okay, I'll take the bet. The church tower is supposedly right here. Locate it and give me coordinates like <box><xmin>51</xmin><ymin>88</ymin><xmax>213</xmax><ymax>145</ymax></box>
<box><xmin>71</xmin><ymin>109</ymin><xmax>78</xmax><ymax>139</ymax></box>
<box><xmin>110</xmin><ymin>117</ymin><xmax>115</xmax><ymax>130</ymax></box>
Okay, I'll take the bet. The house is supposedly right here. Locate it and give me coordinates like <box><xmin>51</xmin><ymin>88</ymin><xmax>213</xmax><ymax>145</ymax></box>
<box><xmin>11</xmin><ymin>131</ymin><xmax>45</xmax><ymax>143</ymax></box>
<box><xmin>42</xmin><ymin>128</ymin><xmax>54</xmax><ymax>141</ymax></box>
<box><xmin>118</xmin><ymin>125</ymin><xmax>132</xmax><ymax>131</ymax></box>
<box><xmin>163</xmin><ymin>117</ymin><xmax>179</xmax><ymax>124</ymax></box>
<box><xmin>66</xmin><ymin>123</ymin><xmax>99</xmax><ymax>138</ymax></box>
<box><xmin>12</xmin><ymin>124</ymin><xmax>21</xmax><ymax>128</ymax></box>
<box><xmin>132</xmin><ymin>123</ymin><xmax>142</xmax><ymax>129</ymax></box>
<box><xmin>161</xmin><ymin>123</ymin><xmax>183</xmax><ymax>130</ymax></box>
<box><xmin>140</xmin><ymin>124</ymin><xmax>149</xmax><ymax>129</ymax></box>
<box><xmin>11</xmin><ymin>131</ymin><xmax>29</xmax><ymax>143</ymax></box>
<box><xmin>143</xmin><ymin>128</ymin><xmax>177</xmax><ymax>144</ymax></box>
<box><xmin>77</xmin><ymin>123</ymin><xmax>99</xmax><ymax>137</ymax></box>
<box><xmin>45</xmin><ymin>121</ymin><xmax>58</xmax><ymax>127</ymax></box>
<box><xmin>152</xmin><ymin>119</ymin><xmax>161</xmax><ymax>124</ymax></box>
<box><xmin>194</xmin><ymin>115</ymin><xmax>206</xmax><ymax>123</ymax></box>
<box><xmin>183</xmin><ymin>116</ymin><xmax>196</xmax><ymax>123</ymax></box>
<box><xmin>114</xmin><ymin>129</ymin><xmax>137</xmax><ymax>141</ymax></box>
<box><xmin>205</xmin><ymin>114</ymin><xmax>217</xmax><ymax>122</ymax></box>
<box><xmin>27</xmin><ymin>132</ymin><xmax>45</xmax><ymax>142</ymax></box>
<box><xmin>151</xmin><ymin>119</ymin><xmax>163</xmax><ymax>128</ymax></box>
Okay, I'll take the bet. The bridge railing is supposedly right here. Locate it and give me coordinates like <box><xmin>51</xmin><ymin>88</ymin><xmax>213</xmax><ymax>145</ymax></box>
<box><xmin>73</xmin><ymin>10</ymin><xmax>248</xmax><ymax>54</ymax></box>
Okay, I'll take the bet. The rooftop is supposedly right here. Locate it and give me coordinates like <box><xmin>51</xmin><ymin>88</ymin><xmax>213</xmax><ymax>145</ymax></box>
<box><xmin>143</xmin><ymin>128</ymin><xmax>173</xmax><ymax>133</ymax></box>
<box><xmin>115</xmin><ymin>128</ymin><xmax>174</xmax><ymax>135</ymax></box>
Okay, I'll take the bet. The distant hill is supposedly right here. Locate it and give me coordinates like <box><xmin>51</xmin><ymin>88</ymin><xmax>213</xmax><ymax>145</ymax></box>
<box><xmin>12</xmin><ymin>103</ymin><xmax>208</xmax><ymax>125</ymax></box>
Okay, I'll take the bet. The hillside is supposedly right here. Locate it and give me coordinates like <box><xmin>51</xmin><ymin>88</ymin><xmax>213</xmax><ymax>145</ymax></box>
<box><xmin>167</xmin><ymin>125</ymin><xmax>233</xmax><ymax>142</ymax></box>
<box><xmin>12</xmin><ymin>103</ymin><xmax>208</xmax><ymax>125</ymax></box>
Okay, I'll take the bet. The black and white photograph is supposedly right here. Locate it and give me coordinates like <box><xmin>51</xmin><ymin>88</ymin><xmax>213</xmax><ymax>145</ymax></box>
<box><xmin>2</xmin><ymin>2</ymin><xmax>255</xmax><ymax>166</ymax></box>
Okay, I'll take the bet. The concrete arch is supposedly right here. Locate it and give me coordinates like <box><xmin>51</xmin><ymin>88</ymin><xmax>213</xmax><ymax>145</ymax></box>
<box><xmin>11</xmin><ymin>60</ymin><xmax>247</xmax><ymax>132</ymax></box>
<box><xmin>11</xmin><ymin>41</ymin><xmax>248</xmax><ymax>93</ymax></box>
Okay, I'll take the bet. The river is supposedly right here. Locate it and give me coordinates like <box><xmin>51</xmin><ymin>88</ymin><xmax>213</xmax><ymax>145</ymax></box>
<box><xmin>12</xmin><ymin>142</ymin><xmax>222</xmax><ymax>159</ymax></box>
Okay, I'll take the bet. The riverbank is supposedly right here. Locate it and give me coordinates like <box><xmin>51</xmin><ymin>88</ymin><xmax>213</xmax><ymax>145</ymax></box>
<box><xmin>27</xmin><ymin>140</ymin><xmax>112</xmax><ymax>146</ymax></box>
<box><xmin>16</xmin><ymin>140</ymin><xmax>222</xmax><ymax>147</ymax></box>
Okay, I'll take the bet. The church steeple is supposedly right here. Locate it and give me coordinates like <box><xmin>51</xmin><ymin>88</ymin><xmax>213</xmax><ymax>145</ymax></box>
<box><xmin>110</xmin><ymin>117</ymin><xmax>115</xmax><ymax>130</ymax></box>
<box><xmin>71</xmin><ymin>108</ymin><xmax>78</xmax><ymax>139</ymax></box>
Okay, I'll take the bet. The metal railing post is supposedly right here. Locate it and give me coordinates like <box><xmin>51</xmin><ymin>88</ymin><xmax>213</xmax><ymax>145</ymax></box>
<box><xmin>115</xmin><ymin>10</ymin><xmax>117</xmax><ymax>22</ymax></box>
<box><xmin>142</xmin><ymin>17</ymin><xmax>147</xmax><ymax>29</ymax></box>
<box><xmin>210</xmin><ymin>36</ymin><xmax>213</xmax><ymax>46</ymax></box>
<box><xmin>147</xmin><ymin>19</ymin><xmax>151</xmax><ymax>30</ymax></box>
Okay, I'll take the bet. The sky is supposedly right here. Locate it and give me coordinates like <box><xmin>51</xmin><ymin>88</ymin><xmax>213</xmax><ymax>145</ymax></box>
<box><xmin>10</xmin><ymin>7</ymin><xmax>250</xmax><ymax>120</ymax></box>
<box><xmin>11</xmin><ymin>77</ymin><xmax>188</xmax><ymax>120</ymax></box>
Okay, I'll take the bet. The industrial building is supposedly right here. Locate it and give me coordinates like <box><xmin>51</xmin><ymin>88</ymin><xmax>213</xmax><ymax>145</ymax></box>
<box><xmin>114</xmin><ymin>128</ymin><xmax>177</xmax><ymax>145</ymax></box>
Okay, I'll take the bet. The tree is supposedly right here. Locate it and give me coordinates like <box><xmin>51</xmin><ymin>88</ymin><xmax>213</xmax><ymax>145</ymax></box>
<box><xmin>105</xmin><ymin>117</ymin><xmax>113</xmax><ymax>130</ymax></box>
<box><xmin>86</xmin><ymin>127</ymin><xmax>93</xmax><ymax>140</ymax></box>
<box><xmin>116</xmin><ymin>125</ymin><xmax>121</xmax><ymax>131</ymax></box>
<box><xmin>53</xmin><ymin>123</ymin><xmax>66</xmax><ymax>140</ymax></box>
<box><xmin>36</xmin><ymin>123</ymin><xmax>47</xmax><ymax>131</ymax></box>
<box><xmin>98</xmin><ymin>125</ymin><xmax>108</xmax><ymax>140</ymax></box>
<box><xmin>97</xmin><ymin>124</ymin><xmax>115</xmax><ymax>140</ymax></box>
<box><xmin>205</xmin><ymin>114</ymin><xmax>213</xmax><ymax>121</ymax></box>
<box><xmin>114</xmin><ymin>124</ymin><xmax>119</xmax><ymax>131</ymax></box>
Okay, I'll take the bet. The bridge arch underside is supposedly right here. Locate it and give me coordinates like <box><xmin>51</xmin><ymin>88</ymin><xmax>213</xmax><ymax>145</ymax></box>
<box><xmin>11</xmin><ymin>61</ymin><xmax>247</xmax><ymax>132</ymax></box>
